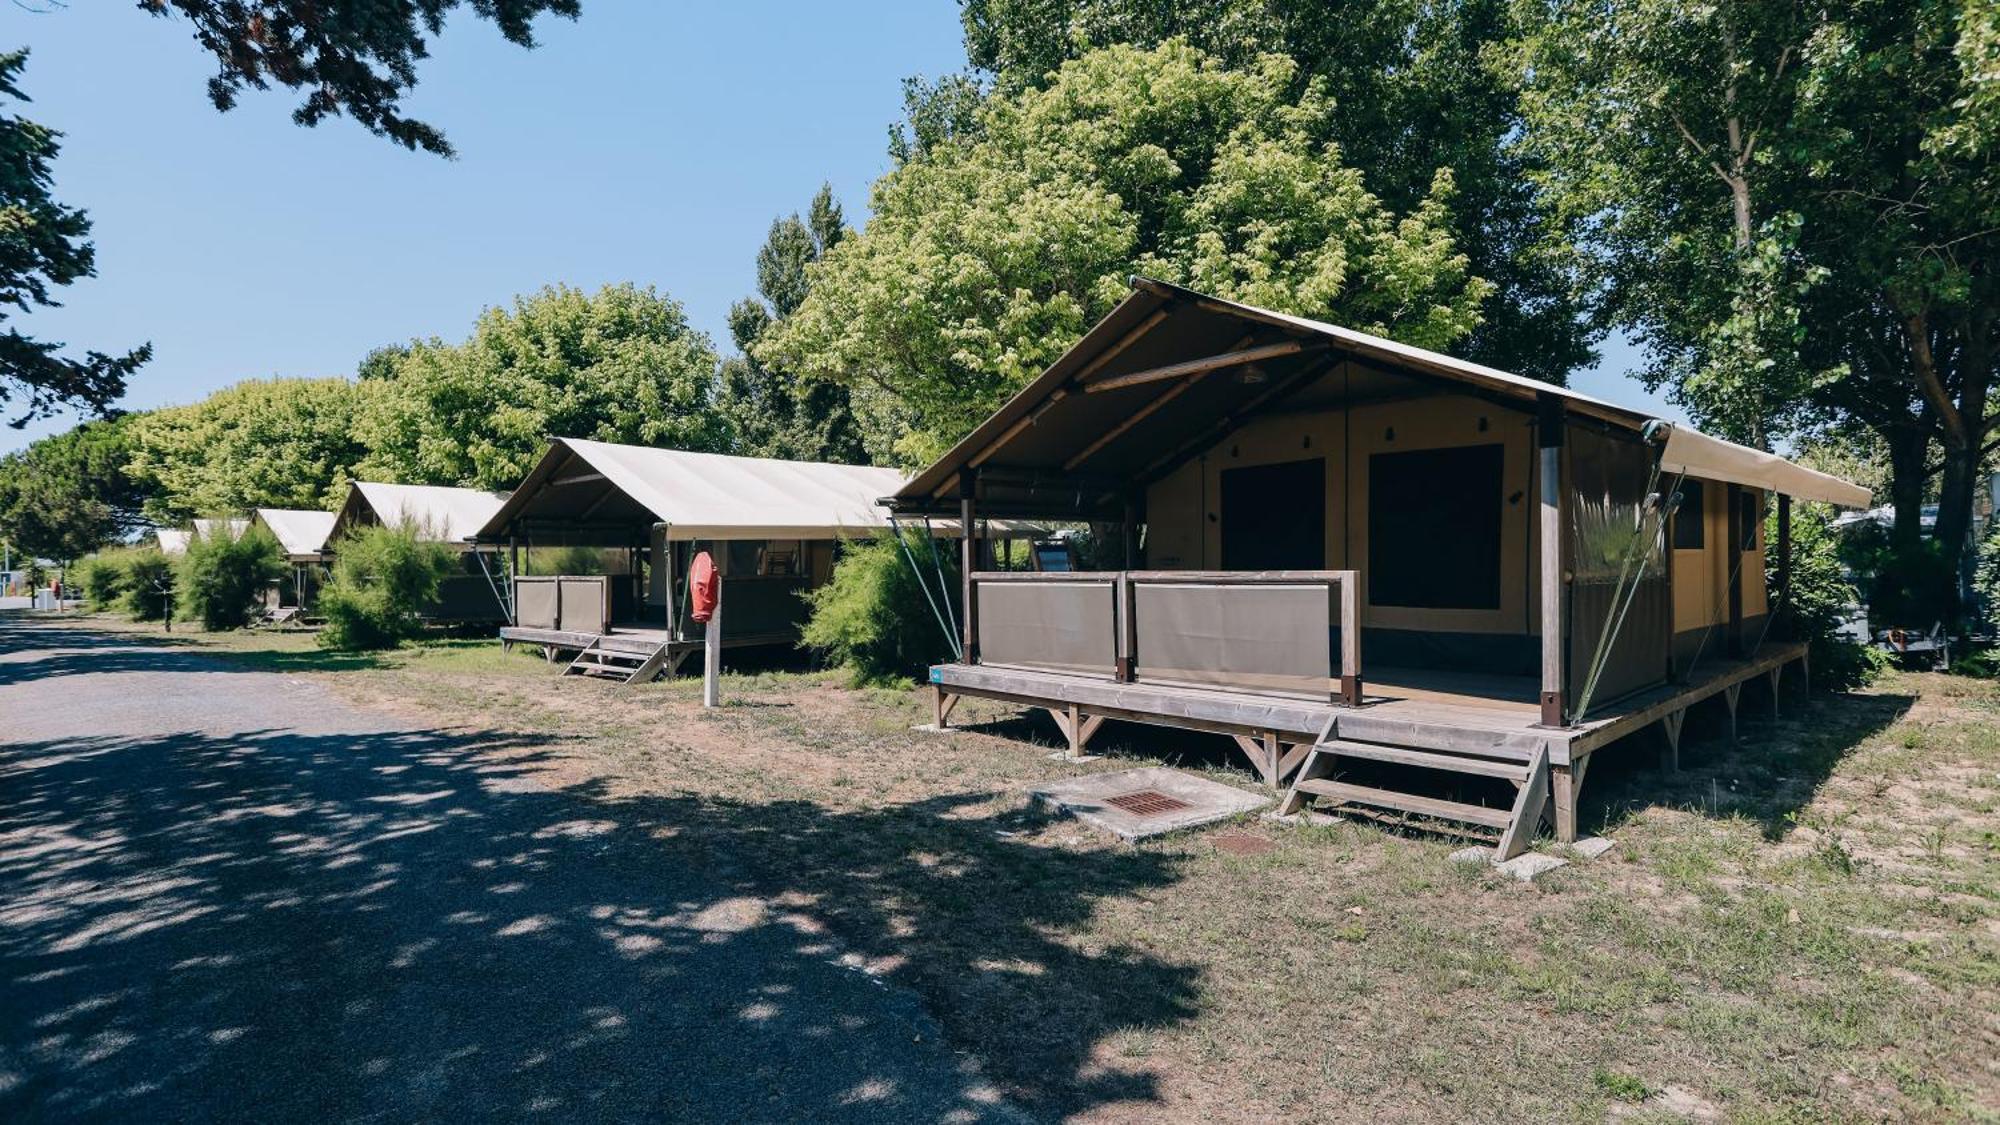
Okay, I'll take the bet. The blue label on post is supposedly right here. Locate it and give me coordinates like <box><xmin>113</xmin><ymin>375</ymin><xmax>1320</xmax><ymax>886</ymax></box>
<box><xmin>929</xmin><ymin>667</ymin><xmax>942</xmax><ymax>683</ymax></box>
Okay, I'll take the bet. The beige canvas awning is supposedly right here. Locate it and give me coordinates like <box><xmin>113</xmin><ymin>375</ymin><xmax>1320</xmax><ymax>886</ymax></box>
<box><xmin>1658</xmin><ymin>427</ymin><xmax>1871</xmax><ymax>508</ymax></box>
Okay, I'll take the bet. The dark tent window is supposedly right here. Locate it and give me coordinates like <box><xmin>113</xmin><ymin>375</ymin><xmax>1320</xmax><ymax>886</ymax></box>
<box><xmin>1672</xmin><ymin>481</ymin><xmax>1705</xmax><ymax>550</ymax></box>
<box><xmin>1368</xmin><ymin>444</ymin><xmax>1503</xmax><ymax>610</ymax></box>
<box><xmin>1220</xmin><ymin>458</ymin><xmax>1325</xmax><ymax>570</ymax></box>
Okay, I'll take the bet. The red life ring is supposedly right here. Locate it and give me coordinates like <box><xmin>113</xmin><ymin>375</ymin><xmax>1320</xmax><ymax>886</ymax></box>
<box><xmin>689</xmin><ymin>550</ymin><xmax>719</xmax><ymax>623</ymax></box>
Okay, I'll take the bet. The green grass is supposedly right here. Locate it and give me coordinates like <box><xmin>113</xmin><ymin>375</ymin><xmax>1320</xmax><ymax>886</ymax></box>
<box><xmin>89</xmin><ymin>615</ymin><xmax>2000</xmax><ymax>1123</ymax></box>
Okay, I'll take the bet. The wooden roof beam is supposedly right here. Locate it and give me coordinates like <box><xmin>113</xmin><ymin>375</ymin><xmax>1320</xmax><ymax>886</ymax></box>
<box><xmin>1063</xmin><ymin>333</ymin><xmax>1257</xmax><ymax>472</ymax></box>
<box><xmin>1083</xmin><ymin>339</ymin><xmax>1319</xmax><ymax>394</ymax></box>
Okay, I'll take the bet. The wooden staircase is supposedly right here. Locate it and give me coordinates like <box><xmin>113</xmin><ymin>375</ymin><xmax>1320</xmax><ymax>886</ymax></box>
<box><xmin>562</xmin><ymin>637</ymin><xmax>673</xmax><ymax>687</ymax></box>
<box><xmin>1278</xmin><ymin>720</ymin><xmax>1551</xmax><ymax>860</ymax></box>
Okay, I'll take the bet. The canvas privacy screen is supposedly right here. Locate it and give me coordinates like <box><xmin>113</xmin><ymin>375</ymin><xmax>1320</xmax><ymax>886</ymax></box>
<box><xmin>1131</xmin><ymin>579</ymin><xmax>1333</xmax><ymax>699</ymax></box>
<box><xmin>976</xmin><ymin>580</ymin><xmax>1119</xmax><ymax>677</ymax></box>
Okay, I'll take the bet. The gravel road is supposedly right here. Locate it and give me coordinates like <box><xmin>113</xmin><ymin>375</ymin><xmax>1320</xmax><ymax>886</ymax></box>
<box><xmin>0</xmin><ymin>615</ymin><xmax>1018</xmax><ymax>1123</ymax></box>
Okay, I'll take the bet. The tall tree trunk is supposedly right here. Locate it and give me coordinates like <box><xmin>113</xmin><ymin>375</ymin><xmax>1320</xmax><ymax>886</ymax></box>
<box><xmin>1885</xmin><ymin>423</ymin><xmax>1930</xmax><ymax>555</ymax></box>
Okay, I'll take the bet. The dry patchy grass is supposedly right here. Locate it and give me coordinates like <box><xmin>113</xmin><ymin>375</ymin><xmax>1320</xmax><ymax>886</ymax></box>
<box><xmin>110</xmin><ymin>617</ymin><xmax>2000</xmax><ymax>1123</ymax></box>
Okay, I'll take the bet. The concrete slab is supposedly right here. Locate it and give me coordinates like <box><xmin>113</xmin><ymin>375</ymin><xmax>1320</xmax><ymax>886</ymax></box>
<box><xmin>1031</xmin><ymin>767</ymin><xmax>1269</xmax><ymax>841</ymax></box>
<box><xmin>1494</xmin><ymin>852</ymin><xmax>1569</xmax><ymax>882</ymax></box>
<box><xmin>1449</xmin><ymin>846</ymin><xmax>1493</xmax><ymax>866</ymax></box>
<box><xmin>1568</xmin><ymin>836</ymin><xmax>1616</xmax><ymax>860</ymax></box>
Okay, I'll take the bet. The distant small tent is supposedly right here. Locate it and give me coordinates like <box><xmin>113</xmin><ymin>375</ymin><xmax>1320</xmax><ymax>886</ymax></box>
<box><xmin>155</xmin><ymin>518</ymin><xmax>250</xmax><ymax>557</ymax></box>
<box><xmin>250</xmin><ymin>508</ymin><xmax>339</xmax><ymax>610</ymax></box>
<box><xmin>329</xmin><ymin>481</ymin><xmax>513</xmax><ymax>622</ymax></box>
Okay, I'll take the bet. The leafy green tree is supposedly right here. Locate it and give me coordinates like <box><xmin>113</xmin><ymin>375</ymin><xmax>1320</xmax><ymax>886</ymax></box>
<box><xmin>173</xmin><ymin>521</ymin><xmax>285</xmax><ymax>630</ymax></box>
<box><xmin>125</xmin><ymin>377</ymin><xmax>375</xmax><ymax>524</ymax></box>
<box><xmin>952</xmin><ymin>0</ymin><xmax>1592</xmax><ymax>384</ymax></box>
<box><xmin>357</xmin><ymin>283</ymin><xmax>729</xmax><ymax>488</ymax></box>
<box><xmin>1771</xmin><ymin>502</ymin><xmax>1881</xmax><ymax>691</ymax></box>
<box><xmin>118</xmin><ymin>548</ymin><xmax>177</xmax><ymax>623</ymax></box>
<box><xmin>75</xmin><ymin>550</ymin><xmax>132</xmax><ymax>612</ymax></box>
<box><xmin>0</xmin><ymin>417</ymin><xmax>151</xmax><ymax>562</ymax></box>
<box><xmin>140</xmin><ymin>0</ymin><xmax>580</xmax><ymax>156</ymax></box>
<box><xmin>800</xmin><ymin>530</ymin><xmax>961</xmax><ymax>686</ymax></box>
<box><xmin>761</xmin><ymin>41</ymin><xmax>1489</xmax><ymax>465</ymax></box>
<box><xmin>717</xmin><ymin>185</ymin><xmax>867</xmax><ymax>464</ymax></box>
<box><xmin>316</xmin><ymin>521</ymin><xmax>456</xmax><ymax>650</ymax></box>
<box><xmin>0</xmin><ymin>50</ymin><xmax>150</xmax><ymax>428</ymax></box>
<box><xmin>1510</xmin><ymin>0</ymin><xmax>1999</xmax><ymax>620</ymax></box>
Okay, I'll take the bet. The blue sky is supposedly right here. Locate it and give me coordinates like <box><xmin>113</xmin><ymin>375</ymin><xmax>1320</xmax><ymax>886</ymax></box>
<box><xmin>3</xmin><ymin>1</ymin><xmax>1678</xmax><ymax>456</ymax></box>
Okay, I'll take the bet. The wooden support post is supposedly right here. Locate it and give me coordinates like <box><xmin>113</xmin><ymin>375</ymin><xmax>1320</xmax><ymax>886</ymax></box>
<box><xmin>1231</xmin><ymin>734</ymin><xmax>1277</xmax><ymax>787</ymax></box>
<box><xmin>1551</xmin><ymin>762</ymin><xmax>1578</xmax><ymax>844</ymax></box>
<box><xmin>1275</xmin><ymin>741</ymin><xmax>1313</xmax><ymax>781</ymax></box>
<box><xmin>1660</xmin><ymin>709</ymin><xmax>1686</xmax><ymax>772</ymax></box>
<box><xmin>1337</xmin><ymin>573</ymin><xmax>1363</xmax><ymax>706</ymax></box>
<box><xmin>932</xmin><ymin>684</ymin><xmax>949</xmax><ymax>729</ymax></box>
<box><xmin>1727</xmin><ymin>485</ymin><xmax>1744</xmax><ymax>657</ymax></box>
<box><xmin>702</xmin><ymin>580</ymin><xmax>722</xmax><ymax>708</ymax></box>
<box><xmin>1722</xmin><ymin>682</ymin><xmax>1741</xmax><ymax>744</ymax></box>
<box><xmin>1115</xmin><ymin>573</ymin><xmax>1135</xmax><ymax>683</ymax></box>
<box><xmin>961</xmin><ymin>471</ymin><xmax>979</xmax><ymax>664</ymax></box>
<box><xmin>1537</xmin><ymin>397</ymin><xmax>1567</xmax><ymax>727</ymax></box>
<box><xmin>1768</xmin><ymin>666</ymin><xmax>1782</xmax><ymax>720</ymax></box>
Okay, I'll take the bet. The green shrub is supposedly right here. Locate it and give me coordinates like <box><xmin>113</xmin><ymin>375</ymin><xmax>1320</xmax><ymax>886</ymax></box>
<box><xmin>532</xmin><ymin>544</ymin><xmax>607</xmax><ymax>575</ymax></box>
<box><xmin>317</xmin><ymin>521</ymin><xmax>456</xmax><ymax>651</ymax></box>
<box><xmin>174</xmin><ymin>521</ymin><xmax>285</xmax><ymax>630</ymax></box>
<box><xmin>1975</xmin><ymin>524</ymin><xmax>2000</xmax><ymax>633</ymax></box>
<box><xmin>118</xmin><ymin>548</ymin><xmax>176</xmax><ymax>621</ymax></box>
<box><xmin>1772</xmin><ymin>502</ymin><xmax>1882</xmax><ymax>692</ymax></box>
<box><xmin>801</xmin><ymin>529</ymin><xmax>961</xmax><ymax>686</ymax></box>
<box><xmin>76</xmin><ymin>551</ymin><xmax>133</xmax><ymax>611</ymax></box>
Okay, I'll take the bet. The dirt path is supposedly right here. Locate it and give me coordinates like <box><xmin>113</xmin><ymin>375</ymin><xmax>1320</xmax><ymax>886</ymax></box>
<box><xmin>0</xmin><ymin>614</ymin><xmax>1019</xmax><ymax>1123</ymax></box>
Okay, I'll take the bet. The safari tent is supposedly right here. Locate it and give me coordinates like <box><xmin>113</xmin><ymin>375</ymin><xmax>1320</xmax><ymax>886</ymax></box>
<box><xmin>329</xmin><ymin>481</ymin><xmax>513</xmax><ymax>623</ymax></box>
<box><xmin>889</xmin><ymin>278</ymin><xmax>1871</xmax><ymax>857</ymax></box>
<box><xmin>475</xmin><ymin>439</ymin><xmax>916</xmax><ymax>683</ymax></box>
<box><xmin>249</xmin><ymin>507</ymin><xmax>338</xmax><ymax>611</ymax></box>
<box><xmin>155</xmin><ymin>518</ymin><xmax>250</xmax><ymax>557</ymax></box>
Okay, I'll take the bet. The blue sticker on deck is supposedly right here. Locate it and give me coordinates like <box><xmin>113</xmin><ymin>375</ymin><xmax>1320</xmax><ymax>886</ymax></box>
<box><xmin>929</xmin><ymin>667</ymin><xmax>942</xmax><ymax>683</ymax></box>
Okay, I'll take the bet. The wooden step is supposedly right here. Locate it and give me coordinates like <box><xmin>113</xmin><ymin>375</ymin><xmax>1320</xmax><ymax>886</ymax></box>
<box><xmin>1292</xmin><ymin>778</ymin><xmax>1515</xmax><ymax>829</ymax></box>
<box><xmin>1317</xmin><ymin>739</ymin><xmax>1529</xmax><ymax>782</ymax></box>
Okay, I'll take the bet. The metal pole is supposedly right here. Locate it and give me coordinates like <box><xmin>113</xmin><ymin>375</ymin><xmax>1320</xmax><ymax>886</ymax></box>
<box><xmin>703</xmin><ymin>576</ymin><xmax>722</xmax><ymax>708</ymax></box>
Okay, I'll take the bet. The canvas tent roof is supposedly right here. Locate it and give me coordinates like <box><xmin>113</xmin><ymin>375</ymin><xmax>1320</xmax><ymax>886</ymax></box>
<box><xmin>889</xmin><ymin>278</ymin><xmax>1871</xmax><ymax>516</ymax></box>
<box><xmin>335</xmin><ymin>482</ymin><xmax>510</xmax><ymax>545</ymax></box>
<box><xmin>157</xmin><ymin>519</ymin><xmax>250</xmax><ymax>556</ymax></box>
<box><xmin>251</xmin><ymin>508</ymin><xmax>338</xmax><ymax>561</ymax></box>
<box><xmin>479</xmin><ymin>439</ymin><xmax>914</xmax><ymax>543</ymax></box>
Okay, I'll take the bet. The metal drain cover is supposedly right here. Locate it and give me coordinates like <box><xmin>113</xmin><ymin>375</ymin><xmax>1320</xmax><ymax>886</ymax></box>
<box><xmin>1103</xmin><ymin>789</ymin><xmax>1194</xmax><ymax>818</ymax></box>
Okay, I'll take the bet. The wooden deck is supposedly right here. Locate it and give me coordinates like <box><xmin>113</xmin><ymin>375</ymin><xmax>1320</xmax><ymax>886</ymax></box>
<box><xmin>498</xmin><ymin>622</ymin><xmax>800</xmax><ymax>673</ymax></box>
<box><xmin>932</xmin><ymin>640</ymin><xmax>1808</xmax><ymax>854</ymax></box>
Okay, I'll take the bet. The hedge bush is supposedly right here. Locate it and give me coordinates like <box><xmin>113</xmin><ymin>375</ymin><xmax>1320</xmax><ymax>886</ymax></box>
<box><xmin>76</xmin><ymin>551</ymin><xmax>132</xmax><ymax>611</ymax></box>
<box><xmin>174</xmin><ymin>522</ymin><xmax>285</xmax><ymax>630</ymax></box>
<box><xmin>1772</xmin><ymin>502</ymin><xmax>1884</xmax><ymax>692</ymax></box>
<box><xmin>801</xmin><ymin>530</ymin><xmax>960</xmax><ymax>686</ymax></box>
<box><xmin>118</xmin><ymin>549</ymin><xmax>176</xmax><ymax>622</ymax></box>
<box><xmin>317</xmin><ymin>522</ymin><xmax>455</xmax><ymax>651</ymax></box>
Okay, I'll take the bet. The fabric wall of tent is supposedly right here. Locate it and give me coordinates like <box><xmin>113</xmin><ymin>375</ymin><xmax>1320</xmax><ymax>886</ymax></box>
<box><xmin>329</xmin><ymin>482</ymin><xmax>513</xmax><ymax>623</ymax></box>
<box><xmin>888</xmin><ymin>277</ymin><xmax>1871</xmax><ymax>858</ymax></box>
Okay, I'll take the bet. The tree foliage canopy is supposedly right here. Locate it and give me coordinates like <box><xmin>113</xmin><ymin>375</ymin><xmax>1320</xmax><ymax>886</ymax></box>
<box><xmin>716</xmin><ymin>185</ymin><xmax>868</xmax><ymax>464</ymax></box>
<box><xmin>954</xmin><ymin>0</ymin><xmax>1592</xmax><ymax>383</ymax></box>
<box><xmin>0</xmin><ymin>50</ymin><xmax>150</xmax><ymax>428</ymax></box>
<box><xmin>0</xmin><ymin>417</ymin><xmax>150</xmax><ymax>561</ymax></box>
<box><xmin>761</xmin><ymin>41</ymin><xmax>1489</xmax><ymax>465</ymax></box>
<box><xmin>139</xmin><ymin>0</ymin><xmax>580</xmax><ymax>156</ymax></box>
<box><xmin>1510</xmin><ymin>0</ymin><xmax>2000</xmax><ymax>616</ymax></box>
<box><xmin>125</xmin><ymin>376</ymin><xmax>376</xmax><ymax>523</ymax></box>
<box><xmin>356</xmin><ymin>283</ymin><xmax>728</xmax><ymax>489</ymax></box>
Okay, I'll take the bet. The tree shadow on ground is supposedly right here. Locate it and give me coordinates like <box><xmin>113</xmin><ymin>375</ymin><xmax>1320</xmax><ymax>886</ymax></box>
<box><xmin>1581</xmin><ymin>677</ymin><xmax>1916</xmax><ymax>841</ymax></box>
<box><xmin>1</xmin><ymin>722</ymin><xmax>1196</xmax><ymax>1121</ymax></box>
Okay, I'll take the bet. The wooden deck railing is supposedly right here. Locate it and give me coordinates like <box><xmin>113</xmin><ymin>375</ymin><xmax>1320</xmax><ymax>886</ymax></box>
<box><xmin>970</xmin><ymin>570</ymin><xmax>1361</xmax><ymax>705</ymax></box>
